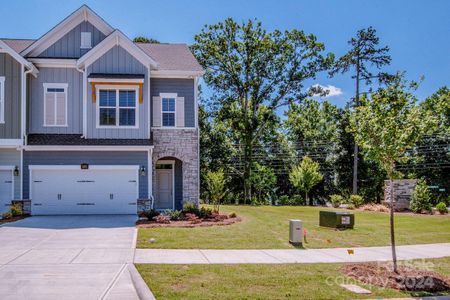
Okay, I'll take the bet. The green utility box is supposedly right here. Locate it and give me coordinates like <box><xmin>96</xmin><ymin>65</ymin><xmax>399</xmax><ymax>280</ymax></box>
<box><xmin>319</xmin><ymin>211</ymin><xmax>354</xmax><ymax>229</ymax></box>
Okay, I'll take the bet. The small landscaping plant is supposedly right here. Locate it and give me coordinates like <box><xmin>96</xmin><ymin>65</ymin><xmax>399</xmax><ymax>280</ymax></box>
<box><xmin>199</xmin><ymin>207</ymin><xmax>213</xmax><ymax>218</ymax></box>
<box><xmin>228</xmin><ymin>212</ymin><xmax>237</xmax><ymax>218</ymax></box>
<box><xmin>165</xmin><ymin>209</ymin><xmax>182</xmax><ymax>221</ymax></box>
<box><xmin>348</xmin><ymin>195</ymin><xmax>364</xmax><ymax>208</ymax></box>
<box><xmin>10</xmin><ymin>203</ymin><xmax>23</xmax><ymax>216</ymax></box>
<box><xmin>184</xmin><ymin>213</ymin><xmax>201</xmax><ymax>224</ymax></box>
<box><xmin>360</xmin><ymin>203</ymin><xmax>389</xmax><ymax>212</ymax></box>
<box><xmin>143</xmin><ymin>209</ymin><xmax>160</xmax><ymax>220</ymax></box>
<box><xmin>2</xmin><ymin>211</ymin><xmax>12</xmax><ymax>219</ymax></box>
<box><xmin>183</xmin><ymin>201</ymin><xmax>200</xmax><ymax>216</ymax></box>
<box><xmin>329</xmin><ymin>194</ymin><xmax>343</xmax><ymax>208</ymax></box>
<box><xmin>436</xmin><ymin>202</ymin><xmax>448</xmax><ymax>214</ymax></box>
<box><xmin>410</xmin><ymin>179</ymin><xmax>433</xmax><ymax>214</ymax></box>
<box><xmin>153</xmin><ymin>215</ymin><xmax>171</xmax><ymax>224</ymax></box>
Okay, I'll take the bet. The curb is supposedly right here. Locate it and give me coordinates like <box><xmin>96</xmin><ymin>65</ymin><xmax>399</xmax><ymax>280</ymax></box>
<box><xmin>128</xmin><ymin>263</ymin><xmax>156</xmax><ymax>300</ymax></box>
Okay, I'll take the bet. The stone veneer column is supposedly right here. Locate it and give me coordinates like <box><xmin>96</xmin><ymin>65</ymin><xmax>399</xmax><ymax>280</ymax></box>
<box><xmin>384</xmin><ymin>179</ymin><xmax>418</xmax><ymax>210</ymax></box>
<box><xmin>152</xmin><ymin>128</ymin><xmax>199</xmax><ymax>206</ymax></box>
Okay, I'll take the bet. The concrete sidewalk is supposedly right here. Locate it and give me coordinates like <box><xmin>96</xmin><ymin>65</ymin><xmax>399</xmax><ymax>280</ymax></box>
<box><xmin>134</xmin><ymin>243</ymin><xmax>450</xmax><ymax>264</ymax></box>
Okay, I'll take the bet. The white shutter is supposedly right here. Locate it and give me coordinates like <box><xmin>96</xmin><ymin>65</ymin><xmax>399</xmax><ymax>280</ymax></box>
<box><xmin>55</xmin><ymin>92</ymin><xmax>66</xmax><ymax>126</ymax></box>
<box><xmin>152</xmin><ymin>96</ymin><xmax>161</xmax><ymax>127</ymax></box>
<box><xmin>45</xmin><ymin>92</ymin><xmax>55</xmax><ymax>126</ymax></box>
<box><xmin>176</xmin><ymin>97</ymin><xmax>185</xmax><ymax>127</ymax></box>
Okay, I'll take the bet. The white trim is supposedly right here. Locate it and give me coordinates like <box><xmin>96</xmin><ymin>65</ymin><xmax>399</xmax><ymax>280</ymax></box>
<box><xmin>0</xmin><ymin>40</ymin><xmax>38</xmax><ymax>76</ymax></box>
<box><xmin>194</xmin><ymin>76</ymin><xmax>199</xmax><ymax>128</ymax></box>
<box><xmin>96</xmin><ymin>85</ymin><xmax>139</xmax><ymax>129</ymax></box>
<box><xmin>150</xmin><ymin>70</ymin><xmax>204</xmax><ymax>78</ymax></box>
<box><xmin>21</xmin><ymin>5</ymin><xmax>114</xmax><ymax>57</ymax></box>
<box><xmin>0</xmin><ymin>166</ymin><xmax>15</xmax><ymax>201</ymax></box>
<box><xmin>28</xmin><ymin>58</ymin><xmax>77</xmax><ymax>68</ymax></box>
<box><xmin>155</xmin><ymin>159</ymin><xmax>175</xmax><ymax>210</ymax></box>
<box><xmin>88</xmin><ymin>78</ymin><xmax>144</xmax><ymax>83</ymax></box>
<box><xmin>81</xmin><ymin>68</ymin><xmax>87</xmax><ymax>136</ymax></box>
<box><xmin>0</xmin><ymin>139</ymin><xmax>22</xmax><ymax>146</ymax></box>
<box><xmin>147</xmin><ymin>67</ymin><xmax>151</xmax><ymax>137</ymax></box>
<box><xmin>28</xmin><ymin>165</ymin><xmax>139</xmax><ymax>171</ymax></box>
<box><xmin>148</xmin><ymin>148</ymin><xmax>153</xmax><ymax>199</ymax></box>
<box><xmin>0</xmin><ymin>76</ymin><xmax>4</xmax><ymax>124</ymax></box>
<box><xmin>77</xmin><ymin>30</ymin><xmax>158</xmax><ymax>69</ymax></box>
<box><xmin>20</xmin><ymin>148</ymin><xmax>23</xmax><ymax>199</ymax></box>
<box><xmin>151</xmin><ymin>127</ymin><xmax>196</xmax><ymax>130</ymax></box>
<box><xmin>24</xmin><ymin>145</ymin><xmax>153</xmax><ymax>151</ymax></box>
<box><xmin>43</xmin><ymin>83</ymin><xmax>69</xmax><ymax>127</ymax></box>
<box><xmin>160</xmin><ymin>93</ymin><xmax>177</xmax><ymax>128</ymax></box>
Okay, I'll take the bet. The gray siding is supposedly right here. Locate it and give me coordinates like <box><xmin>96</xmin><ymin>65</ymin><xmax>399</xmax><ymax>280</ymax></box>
<box><xmin>0</xmin><ymin>53</ymin><xmax>21</xmax><ymax>139</ymax></box>
<box><xmin>37</xmin><ymin>21</ymin><xmax>106</xmax><ymax>58</ymax></box>
<box><xmin>0</xmin><ymin>149</ymin><xmax>21</xmax><ymax>199</ymax></box>
<box><xmin>150</xmin><ymin>78</ymin><xmax>195</xmax><ymax>128</ymax></box>
<box><xmin>23</xmin><ymin>151</ymin><xmax>148</xmax><ymax>199</ymax></box>
<box><xmin>87</xmin><ymin>46</ymin><xmax>149</xmax><ymax>139</ymax></box>
<box><xmin>28</xmin><ymin>68</ymin><xmax>82</xmax><ymax>134</ymax></box>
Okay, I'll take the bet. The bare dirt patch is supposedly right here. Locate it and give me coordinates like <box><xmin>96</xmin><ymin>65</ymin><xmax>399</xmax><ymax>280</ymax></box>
<box><xmin>341</xmin><ymin>262</ymin><xmax>450</xmax><ymax>293</ymax></box>
<box><xmin>136</xmin><ymin>216</ymin><xmax>242</xmax><ymax>228</ymax></box>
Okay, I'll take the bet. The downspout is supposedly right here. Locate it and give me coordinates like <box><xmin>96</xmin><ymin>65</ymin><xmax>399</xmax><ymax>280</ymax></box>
<box><xmin>21</xmin><ymin>65</ymin><xmax>33</xmax><ymax>200</ymax></box>
<box><xmin>76</xmin><ymin>65</ymin><xmax>87</xmax><ymax>138</ymax></box>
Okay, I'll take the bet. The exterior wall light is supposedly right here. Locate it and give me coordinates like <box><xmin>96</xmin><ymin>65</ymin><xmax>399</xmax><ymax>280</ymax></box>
<box><xmin>140</xmin><ymin>166</ymin><xmax>146</xmax><ymax>176</ymax></box>
<box><xmin>14</xmin><ymin>166</ymin><xmax>19</xmax><ymax>177</ymax></box>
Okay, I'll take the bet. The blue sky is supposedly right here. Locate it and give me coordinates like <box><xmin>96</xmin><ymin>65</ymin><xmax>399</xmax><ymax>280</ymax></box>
<box><xmin>1</xmin><ymin>0</ymin><xmax>449</xmax><ymax>108</ymax></box>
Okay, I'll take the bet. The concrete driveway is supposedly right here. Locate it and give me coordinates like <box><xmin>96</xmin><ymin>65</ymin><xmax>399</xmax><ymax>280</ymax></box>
<box><xmin>0</xmin><ymin>215</ymin><xmax>139</xmax><ymax>300</ymax></box>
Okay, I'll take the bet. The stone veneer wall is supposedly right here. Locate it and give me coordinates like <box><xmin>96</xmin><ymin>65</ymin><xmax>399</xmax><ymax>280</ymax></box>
<box><xmin>384</xmin><ymin>179</ymin><xmax>418</xmax><ymax>210</ymax></box>
<box><xmin>152</xmin><ymin>129</ymin><xmax>199</xmax><ymax>206</ymax></box>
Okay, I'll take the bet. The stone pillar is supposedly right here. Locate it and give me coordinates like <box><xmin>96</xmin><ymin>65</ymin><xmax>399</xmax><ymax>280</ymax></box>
<box><xmin>384</xmin><ymin>179</ymin><xmax>418</xmax><ymax>211</ymax></box>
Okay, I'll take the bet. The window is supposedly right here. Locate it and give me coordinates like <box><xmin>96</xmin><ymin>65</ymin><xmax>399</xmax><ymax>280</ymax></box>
<box><xmin>162</xmin><ymin>97</ymin><xmax>175</xmax><ymax>127</ymax></box>
<box><xmin>81</xmin><ymin>32</ymin><xmax>92</xmax><ymax>49</ymax></box>
<box><xmin>0</xmin><ymin>77</ymin><xmax>4</xmax><ymax>123</ymax></box>
<box><xmin>43</xmin><ymin>83</ymin><xmax>68</xmax><ymax>127</ymax></box>
<box><xmin>98</xmin><ymin>87</ymin><xmax>138</xmax><ymax>128</ymax></box>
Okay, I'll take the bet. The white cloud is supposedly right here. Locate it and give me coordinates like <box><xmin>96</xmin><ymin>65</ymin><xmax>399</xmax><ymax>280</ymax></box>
<box><xmin>312</xmin><ymin>84</ymin><xmax>343</xmax><ymax>97</ymax></box>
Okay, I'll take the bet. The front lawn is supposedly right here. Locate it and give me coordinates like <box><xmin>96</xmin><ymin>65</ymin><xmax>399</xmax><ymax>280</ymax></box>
<box><xmin>136</xmin><ymin>257</ymin><xmax>450</xmax><ymax>300</ymax></box>
<box><xmin>137</xmin><ymin>205</ymin><xmax>450</xmax><ymax>249</ymax></box>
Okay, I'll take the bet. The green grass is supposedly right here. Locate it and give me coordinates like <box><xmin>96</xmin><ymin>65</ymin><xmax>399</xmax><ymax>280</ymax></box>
<box><xmin>136</xmin><ymin>257</ymin><xmax>450</xmax><ymax>300</ymax></box>
<box><xmin>137</xmin><ymin>205</ymin><xmax>450</xmax><ymax>249</ymax></box>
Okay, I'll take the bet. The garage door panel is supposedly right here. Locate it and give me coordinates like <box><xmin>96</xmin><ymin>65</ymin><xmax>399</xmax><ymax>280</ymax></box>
<box><xmin>31</xmin><ymin>167</ymin><xmax>138</xmax><ymax>215</ymax></box>
<box><xmin>0</xmin><ymin>170</ymin><xmax>13</xmax><ymax>215</ymax></box>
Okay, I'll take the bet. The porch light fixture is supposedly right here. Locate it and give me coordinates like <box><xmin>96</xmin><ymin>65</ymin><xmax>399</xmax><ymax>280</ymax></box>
<box><xmin>140</xmin><ymin>166</ymin><xmax>146</xmax><ymax>176</ymax></box>
<box><xmin>13</xmin><ymin>166</ymin><xmax>19</xmax><ymax>177</ymax></box>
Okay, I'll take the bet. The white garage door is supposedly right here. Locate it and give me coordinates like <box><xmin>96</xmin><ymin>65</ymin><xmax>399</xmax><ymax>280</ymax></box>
<box><xmin>30</xmin><ymin>166</ymin><xmax>139</xmax><ymax>215</ymax></box>
<box><xmin>0</xmin><ymin>168</ymin><xmax>13</xmax><ymax>215</ymax></box>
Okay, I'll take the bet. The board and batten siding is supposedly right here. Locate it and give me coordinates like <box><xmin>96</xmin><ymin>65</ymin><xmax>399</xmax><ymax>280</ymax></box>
<box><xmin>28</xmin><ymin>68</ymin><xmax>82</xmax><ymax>134</ymax></box>
<box><xmin>86</xmin><ymin>45</ymin><xmax>149</xmax><ymax>139</ymax></box>
<box><xmin>23</xmin><ymin>151</ymin><xmax>149</xmax><ymax>200</ymax></box>
<box><xmin>150</xmin><ymin>78</ymin><xmax>195</xmax><ymax>128</ymax></box>
<box><xmin>0</xmin><ymin>149</ymin><xmax>21</xmax><ymax>199</ymax></box>
<box><xmin>37</xmin><ymin>21</ymin><xmax>106</xmax><ymax>58</ymax></box>
<box><xmin>0</xmin><ymin>53</ymin><xmax>21</xmax><ymax>139</ymax></box>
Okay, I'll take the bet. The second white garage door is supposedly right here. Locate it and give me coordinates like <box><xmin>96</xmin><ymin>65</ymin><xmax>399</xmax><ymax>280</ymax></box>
<box><xmin>30</xmin><ymin>165</ymin><xmax>139</xmax><ymax>215</ymax></box>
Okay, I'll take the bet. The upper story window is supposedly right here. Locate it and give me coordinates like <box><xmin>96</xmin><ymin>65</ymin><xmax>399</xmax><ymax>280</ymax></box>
<box><xmin>0</xmin><ymin>77</ymin><xmax>4</xmax><ymax>123</ymax></box>
<box><xmin>97</xmin><ymin>87</ymin><xmax>138</xmax><ymax>128</ymax></box>
<box><xmin>162</xmin><ymin>97</ymin><xmax>176</xmax><ymax>127</ymax></box>
<box><xmin>43</xmin><ymin>83</ymin><xmax>68</xmax><ymax>127</ymax></box>
<box><xmin>80</xmin><ymin>32</ymin><xmax>92</xmax><ymax>49</ymax></box>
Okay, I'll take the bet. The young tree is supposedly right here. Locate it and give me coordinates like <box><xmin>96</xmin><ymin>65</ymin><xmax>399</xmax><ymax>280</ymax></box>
<box><xmin>348</xmin><ymin>77</ymin><xmax>437</xmax><ymax>272</ymax></box>
<box><xmin>289</xmin><ymin>156</ymin><xmax>323</xmax><ymax>205</ymax></box>
<box><xmin>330</xmin><ymin>26</ymin><xmax>392</xmax><ymax>195</ymax></box>
<box><xmin>249</xmin><ymin>163</ymin><xmax>277</xmax><ymax>204</ymax></box>
<box><xmin>192</xmin><ymin>18</ymin><xmax>333</xmax><ymax>203</ymax></box>
<box><xmin>205</xmin><ymin>170</ymin><xmax>228</xmax><ymax>212</ymax></box>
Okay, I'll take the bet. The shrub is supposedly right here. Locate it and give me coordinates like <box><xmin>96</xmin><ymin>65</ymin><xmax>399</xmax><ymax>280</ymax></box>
<box><xmin>348</xmin><ymin>195</ymin><xmax>364</xmax><ymax>208</ymax></box>
<box><xmin>183</xmin><ymin>201</ymin><xmax>200</xmax><ymax>216</ymax></box>
<box><xmin>360</xmin><ymin>204</ymin><xmax>389</xmax><ymax>212</ymax></box>
<box><xmin>212</xmin><ymin>213</ymin><xmax>228</xmax><ymax>222</ymax></box>
<box><xmin>143</xmin><ymin>209</ymin><xmax>160</xmax><ymax>220</ymax></box>
<box><xmin>229</xmin><ymin>212</ymin><xmax>237</xmax><ymax>218</ymax></box>
<box><xmin>330</xmin><ymin>195</ymin><xmax>343</xmax><ymax>208</ymax></box>
<box><xmin>199</xmin><ymin>207</ymin><xmax>213</xmax><ymax>218</ymax></box>
<box><xmin>436</xmin><ymin>202</ymin><xmax>448</xmax><ymax>214</ymax></box>
<box><xmin>410</xmin><ymin>179</ymin><xmax>432</xmax><ymax>213</ymax></box>
<box><xmin>184</xmin><ymin>213</ymin><xmax>201</xmax><ymax>224</ymax></box>
<box><xmin>291</xmin><ymin>194</ymin><xmax>305</xmax><ymax>205</ymax></box>
<box><xmin>278</xmin><ymin>195</ymin><xmax>290</xmax><ymax>206</ymax></box>
<box><xmin>2</xmin><ymin>212</ymin><xmax>12</xmax><ymax>219</ymax></box>
<box><xmin>10</xmin><ymin>203</ymin><xmax>22</xmax><ymax>217</ymax></box>
<box><xmin>347</xmin><ymin>203</ymin><xmax>355</xmax><ymax>210</ymax></box>
<box><xmin>153</xmin><ymin>215</ymin><xmax>170</xmax><ymax>224</ymax></box>
<box><xmin>165</xmin><ymin>209</ymin><xmax>182</xmax><ymax>221</ymax></box>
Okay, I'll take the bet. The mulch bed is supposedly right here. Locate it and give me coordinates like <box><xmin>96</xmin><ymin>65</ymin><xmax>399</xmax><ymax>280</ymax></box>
<box><xmin>0</xmin><ymin>215</ymin><xmax>29</xmax><ymax>225</ymax></box>
<box><xmin>341</xmin><ymin>262</ymin><xmax>450</xmax><ymax>293</ymax></box>
<box><xmin>136</xmin><ymin>216</ymin><xmax>241</xmax><ymax>228</ymax></box>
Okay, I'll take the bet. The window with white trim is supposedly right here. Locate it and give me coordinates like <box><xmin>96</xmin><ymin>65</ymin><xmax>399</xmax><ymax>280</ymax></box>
<box><xmin>98</xmin><ymin>88</ymin><xmax>138</xmax><ymax>127</ymax></box>
<box><xmin>0</xmin><ymin>77</ymin><xmax>4</xmax><ymax>123</ymax></box>
<box><xmin>43</xmin><ymin>83</ymin><xmax>68</xmax><ymax>127</ymax></box>
<box><xmin>162</xmin><ymin>97</ymin><xmax>175</xmax><ymax>127</ymax></box>
<box><xmin>81</xmin><ymin>32</ymin><xmax>92</xmax><ymax>49</ymax></box>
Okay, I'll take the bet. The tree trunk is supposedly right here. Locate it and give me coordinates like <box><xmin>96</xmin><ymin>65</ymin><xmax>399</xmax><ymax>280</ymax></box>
<box><xmin>305</xmin><ymin>191</ymin><xmax>309</xmax><ymax>206</ymax></box>
<box><xmin>352</xmin><ymin>56</ymin><xmax>360</xmax><ymax>195</ymax></box>
<box><xmin>389</xmin><ymin>178</ymin><xmax>398</xmax><ymax>273</ymax></box>
<box><xmin>243</xmin><ymin>136</ymin><xmax>252</xmax><ymax>204</ymax></box>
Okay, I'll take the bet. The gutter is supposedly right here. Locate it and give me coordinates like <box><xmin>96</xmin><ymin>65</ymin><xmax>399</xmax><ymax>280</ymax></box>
<box><xmin>76</xmin><ymin>65</ymin><xmax>87</xmax><ymax>138</ymax></box>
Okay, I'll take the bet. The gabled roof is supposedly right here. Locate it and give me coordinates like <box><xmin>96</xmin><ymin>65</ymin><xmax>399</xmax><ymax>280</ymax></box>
<box><xmin>136</xmin><ymin>43</ymin><xmax>203</xmax><ymax>72</ymax></box>
<box><xmin>1</xmin><ymin>39</ymin><xmax>35</xmax><ymax>53</ymax></box>
<box><xmin>21</xmin><ymin>5</ymin><xmax>114</xmax><ymax>57</ymax></box>
<box><xmin>77</xmin><ymin>30</ymin><xmax>158</xmax><ymax>69</ymax></box>
<box><xmin>0</xmin><ymin>40</ymin><xmax>38</xmax><ymax>76</ymax></box>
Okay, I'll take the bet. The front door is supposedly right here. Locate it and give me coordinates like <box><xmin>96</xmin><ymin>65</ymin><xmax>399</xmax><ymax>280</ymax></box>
<box><xmin>155</xmin><ymin>163</ymin><xmax>173</xmax><ymax>210</ymax></box>
<box><xmin>0</xmin><ymin>169</ymin><xmax>13</xmax><ymax>215</ymax></box>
